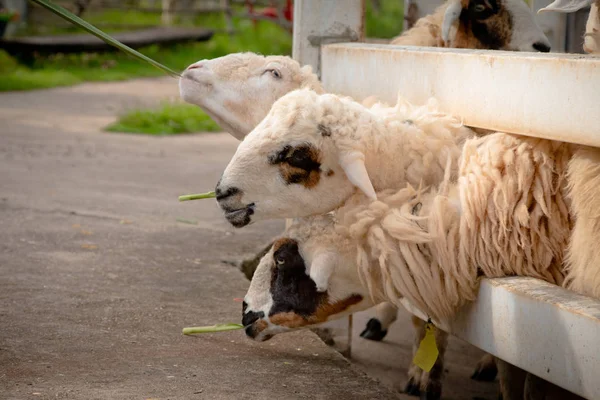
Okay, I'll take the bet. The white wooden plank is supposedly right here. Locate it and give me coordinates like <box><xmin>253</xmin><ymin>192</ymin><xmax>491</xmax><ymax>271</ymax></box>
<box><xmin>321</xmin><ymin>43</ymin><xmax>600</xmax><ymax>147</ymax></box>
<box><xmin>400</xmin><ymin>277</ymin><xmax>600</xmax><ymax>399</ymax></box>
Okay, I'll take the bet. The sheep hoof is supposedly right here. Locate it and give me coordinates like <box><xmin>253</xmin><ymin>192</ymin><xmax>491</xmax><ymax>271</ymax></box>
<box><xmin>403</xmin><ymin>377</ymin><xmax>421</xmax><ymax>396</ymax></box>
<box><xmin>471</xmin><ymin>361</ymin><xmax>498</xmax><ymax>382</ymax></box>
<box><xmin>419</xmin><ymin>385</ymin><xmax>441</xmax><ymax>400</ymax></box>
<box><xmin>359</xmin><ymin>318</ymin><xmax>388</xmax><ymax>341</ymax></box>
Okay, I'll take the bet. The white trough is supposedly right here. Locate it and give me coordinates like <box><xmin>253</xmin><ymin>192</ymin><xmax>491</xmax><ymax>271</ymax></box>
<box><xmin>321</xmin><ymin>43</ymin><xmax>600</xmax><ymax>147</ymax></box>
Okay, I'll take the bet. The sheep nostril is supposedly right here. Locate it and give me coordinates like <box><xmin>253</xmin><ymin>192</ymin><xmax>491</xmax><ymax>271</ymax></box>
<box><xmin>533</xmin><ymin>42</ymin><xmax>551</xmax><ymax>53</ymax></box>
<box><xmin>242</xmin><ymin>310</ymin><xmax>264</xmax><ymax>327</ymax></box>
<box><xmin>244</xmin><ymin>325</ymin><xmax>256</xmax><ymax>338</ymax></box>
<box><xmin>187</xmin><ymin>62</ymin><xmax>204</xmax><ymax>70</ymax></box>
<box><xmin>215</xmin><ymin>186</ymin><xmax>240</xmax><ymax>201</ymax></box>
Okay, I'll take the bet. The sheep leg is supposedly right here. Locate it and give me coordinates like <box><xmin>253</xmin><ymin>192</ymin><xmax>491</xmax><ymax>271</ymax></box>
<box><xmin>404</xmin><ymin>315</ymin><xmax>447</xmax><ymax>400</ymax></box>
<box><xmin>404</xmin><ymin>316</ymin><xmax>426</xmax><ymax>396</ymax></box>
<box><xmin>496</xmin><ymin>358</ymin><xmax>527</xmax><ymax>400</ymax></box>
<box><xmin>471</xmin><ymin>352</ymin><xmax>498</xmax><ymax>381</ymax></box>
<box><xmin>417</xmin><ymin>322</ymin><xmax>447</xmax><ymax>400</ymax></box>
<box><xmin>359</xmin><ymin>302</ymin><xmax>398</xmax><ymax>341</ymax></box>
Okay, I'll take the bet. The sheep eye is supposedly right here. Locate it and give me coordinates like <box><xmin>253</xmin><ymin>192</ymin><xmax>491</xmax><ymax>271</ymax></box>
<box><xmin>276</xmin><ymin>257</ymin><xmax>285</xmax><ymax>265</ymax></box>
<box><xmin>269</xmin><ymin>69</ymin><xmax>282</xmax><ymax>79</ymax></box>
<box><xmin>474</xmin><ymin>4</ymin><xmax>486</xmax><ymax>12</ymax></box>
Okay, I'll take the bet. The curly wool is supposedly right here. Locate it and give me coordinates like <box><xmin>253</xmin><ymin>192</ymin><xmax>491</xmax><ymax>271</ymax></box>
<box><xmin>331</xmin><ymin>132</ymin><xmax>572</xmax><ymax>322</ymax></box>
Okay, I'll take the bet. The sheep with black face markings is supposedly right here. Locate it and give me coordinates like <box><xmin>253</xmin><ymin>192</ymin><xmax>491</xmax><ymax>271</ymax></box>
<box><xmin>391</xmin><ymin>0</ymin><xmax>551</xmax><ymax>52</ymax></box>
<box><xmin>215</xmin><ymin>88</ymin><xmax>473</xmax><ymax>227</ymax></box>
<box><xmin>179</xmin><ymin>0</ymin><xmax>553</xmax><ymax>362</ymax></box>
<box><xmin>242</xmin><ymin>131</ymin><xmax>575</xmax><ymax>400</ymax></box>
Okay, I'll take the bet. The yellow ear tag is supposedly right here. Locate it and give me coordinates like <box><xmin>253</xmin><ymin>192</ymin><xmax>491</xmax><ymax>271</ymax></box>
<box><xmin>412</xmin><ymin>322</ymin><xmax>439</xmax><ymax>372</ymax></box>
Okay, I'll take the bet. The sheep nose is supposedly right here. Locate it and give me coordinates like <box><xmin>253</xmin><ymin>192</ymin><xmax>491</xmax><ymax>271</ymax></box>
<box><xmin>533</xmin><ymin>42</ymin><xmax>551</xmax><ymax>53</ymax></box>
<box><xmin>187</xmin><ymin>61</ymin><xmax>205</xmax><ymax>70</ymax></box>
<box><xmin>215</xmin><ymin>185</ymin><xmax>240</xmax><ymax>201</ymax></box>
<box><xmin>242</xmin><ymin>310</ymin><xmax>265</xmax><ymax>338</ymax></box>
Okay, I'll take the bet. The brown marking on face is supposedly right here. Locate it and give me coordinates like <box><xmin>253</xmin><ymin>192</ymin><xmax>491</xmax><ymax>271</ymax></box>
<box><xmin>272</xmin><ymin>238</ymin><xmax>297</xmax><ymax>254</ymax></box>
<box><xmin>326</xmin><ymin>169</ymin><xmax>335</xmax><ymax>177</ymax></box>
<box><xmin>268</xmin><ymin>311</ymin><xmax>307</xmax><ymax>328</ymax></box>
<box><xmin>268</xmin><ymin>294</ymin><xmax>364</xmax><ymax>329</ymax></box>
<box><xmin>269</xmin><ymin>144</ymin><xmax>322</xmax><ymax>189</ymax></box>
<box><xmin>453</xmin><ymin>0</ymin><xmax>513</xmax><ymax>50</ymax></box>
<box><xmin>255</xmin><ymin>319</ymin><xmax>268</xmax><ymax>332</ymax></box>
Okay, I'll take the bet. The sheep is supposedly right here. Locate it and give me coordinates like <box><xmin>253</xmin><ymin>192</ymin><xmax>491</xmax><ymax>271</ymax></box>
<box><xmin>177</xmin><ymin>53</ymin><xmax>472</xmax><ymax>394</ymax></box>
<box><xmin>179</xmin><ymin>0</ymin><xmax>553</xmax><ymax>361</ymax></box>
<box><xmin>390</xmin><ymin>0</ymin><xmax>551</xmax><ymax>52</ymax></box>
<box><xmin>241</xmin><ymin>131</ymin><xmax>575</xmax><ymax>400</ymax></box>
<box><xmin>179</xmin><ymin>53</ymin><xmax>324</xmax><ymax>141</ymax></box>
<box><xmin>215</xmin><ymin>88</ymin><xmax>473</xmax><ymax>226</ymax></box>
<box><xmin>215</xmin><ymin>89</ymin><xmax>496</xmax><ymax>396</ymax></box>
<box><xmin>539</xmin><ymin>0</ymin><xmax>599</xmax><ymax>54</ymax></box>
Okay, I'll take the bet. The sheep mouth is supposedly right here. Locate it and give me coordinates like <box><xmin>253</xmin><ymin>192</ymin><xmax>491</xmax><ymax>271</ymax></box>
<box><xmin>244</xmin><ymin>320</ymin><xmax>273</xmax><ymax>342</ymax></box>
<box><xmin>180</xmin><ymin>72</ymin><xmax>212</xmax><ymax>88</ymax></box>
<box><xmin>223</xmin><ymin>203</ymin><xmax>255</xmax><ymax>228</ymax></box>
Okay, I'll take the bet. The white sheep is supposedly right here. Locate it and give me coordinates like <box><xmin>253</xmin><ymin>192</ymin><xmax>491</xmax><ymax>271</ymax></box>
<box><xmin>241</xmin><ymin>131</ymin><xmax>574</xmax><ymax>400</ymax></box>
<box><xmin>179</xmin><ymin>52</ymin><xmax>324</xmax><ymax>141</ymax></box>
<box><xmin>178</xmin><ymin>0</ymin><xmax>554</xmax><ymax>367</ymax></box>
<box><xmin>391</xmin><ymin>0</ymin><xmax>551</xmax><ymax>52</ymax></box>
<box><xmin>215</xmin><ymin>88</ymin><xmax>472</xmax><ymax>226</ymax></box>
<box><xmin>177</xmin><ymin>54</ymin><xmax>475</xmax><ymax>394</ymax></box>
<box><xmin>539</xmin><ymin>0</ymin><xmax>599</xmax><ymax>54</ymax></box>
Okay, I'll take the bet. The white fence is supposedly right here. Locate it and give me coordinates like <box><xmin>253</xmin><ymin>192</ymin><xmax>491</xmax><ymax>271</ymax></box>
<box><xmin>293</xmin><ymin>1</ymin><xmax>600</xmax><ymax>398</ymax></box>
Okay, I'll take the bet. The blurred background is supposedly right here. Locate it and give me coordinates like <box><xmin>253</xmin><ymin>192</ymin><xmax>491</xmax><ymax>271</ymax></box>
<box><xmin>0</xmin><ymin>0</ymin><xmax>403</xmax><ymax>92</ymax></box>
<box><xmin>0</xmin><ymin>0</ymin><xmax>590</xmax><ymax>134</ymax></box>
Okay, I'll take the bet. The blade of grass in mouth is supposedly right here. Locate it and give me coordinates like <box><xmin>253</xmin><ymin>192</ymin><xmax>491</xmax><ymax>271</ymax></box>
<box><xmin>178</xmin><ymin>191</ymin><xmax>216</xmax><ymax>201</ymax></box>
<box><xmin>182</xmin><ymin>323</ymin><xmax>244</xmax><ymax>335</ymax></box>
<box><xmin>30</xmin><ymin>0</ymin><xmax>181</xmax><ymax>78</ymax></box>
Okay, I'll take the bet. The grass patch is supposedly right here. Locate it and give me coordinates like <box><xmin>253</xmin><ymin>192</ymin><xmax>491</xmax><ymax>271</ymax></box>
<box><xmin>106</xmin><ymin>102</ymin><xmax>220</xmax><ymax>135</ymax></box>
<box><xmin>365</xmin><ymin>0</ymin><xmax>404</xmax><ymax>39</ymax></box>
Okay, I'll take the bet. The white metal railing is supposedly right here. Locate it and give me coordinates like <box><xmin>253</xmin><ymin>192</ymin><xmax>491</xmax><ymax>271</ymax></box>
<box><xmin>293</xmin><ymin>1</ymin><xmax>600</xmax><ymax>399</ymax></box>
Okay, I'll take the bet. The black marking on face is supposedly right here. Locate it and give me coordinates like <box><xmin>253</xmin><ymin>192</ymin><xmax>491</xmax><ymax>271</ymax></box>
<box><xmin>269</xmin><ymin>238</ymin><xmax>325</xmax><ymax>317</ymax></box>
<box><xmin>461</xmin><ymin>0</ymin><xmax>512</xmax><ymax>50</ymax></box>
<box><xmin>268</xmin><ymin>144</ymin><xmax>322</xmax><ymax>188</ymax></box>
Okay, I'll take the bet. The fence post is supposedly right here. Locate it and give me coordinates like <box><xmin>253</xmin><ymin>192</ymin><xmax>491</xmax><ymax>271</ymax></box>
<box><xmin>292</xmin><ymin>0</ymin><xmax>365</xmax><ymax>77</ymax></box>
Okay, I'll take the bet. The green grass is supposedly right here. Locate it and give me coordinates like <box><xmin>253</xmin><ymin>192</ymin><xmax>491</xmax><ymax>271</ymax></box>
<box><xmin>365</xmin><ymin>0</ymin><xmax>404</xmax><ymax>39</ymax></box>
<box><xmin>106</xmin><ymin>102</ymin><xmax>220</xmax><ymax>135</ymax></box>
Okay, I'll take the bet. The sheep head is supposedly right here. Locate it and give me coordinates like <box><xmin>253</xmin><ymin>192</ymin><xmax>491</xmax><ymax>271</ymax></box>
<box><xmin>215</xmin><ymin>89</ymin><xmax>378</xmax><ymax>228</ymax></box>
<box><xmin>442</xmin><ymin>0</ymin><xmax>551</xmax><ymax>52</ymax></box>
<box><xmin>538</xmin><ymin>0</ymin><xmax>599</xmax><ymax>53</ymax></box>
<box><xmin>242</xmin><ymin>217</ymin><xmax>370</xmax><ymax>342</ymax></box>
<box><xmin>179</xmin><ymin>52</ymin><xmax>324</xmax><ymax>140</ymax></box>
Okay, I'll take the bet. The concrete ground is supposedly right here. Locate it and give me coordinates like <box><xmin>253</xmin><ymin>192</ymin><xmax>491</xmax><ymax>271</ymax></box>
<box><xmin>0</xmin><ymin>78</ymin><xmax>498</xmax><ymax>399</ymax></box>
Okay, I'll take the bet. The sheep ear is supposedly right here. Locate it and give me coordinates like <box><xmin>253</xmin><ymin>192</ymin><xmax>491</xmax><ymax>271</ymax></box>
<box><xmin>441</xmin><ymin>0</ymin><xmax>463</xmax><ymax>44</ymax></box>
<box><xmin>338</xmin><ymin>151</ymin><xmax>377</xmax><ymax>200</ymax></box>
<box><xmin>309</xmin><ymin>252</ymin><xmax>336</xmax><ymax>292</ymax></box>
<box><xmin>538</xmin><ymin>0</ymin><xmax>593</xmax><ymax>13</ymax></box>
